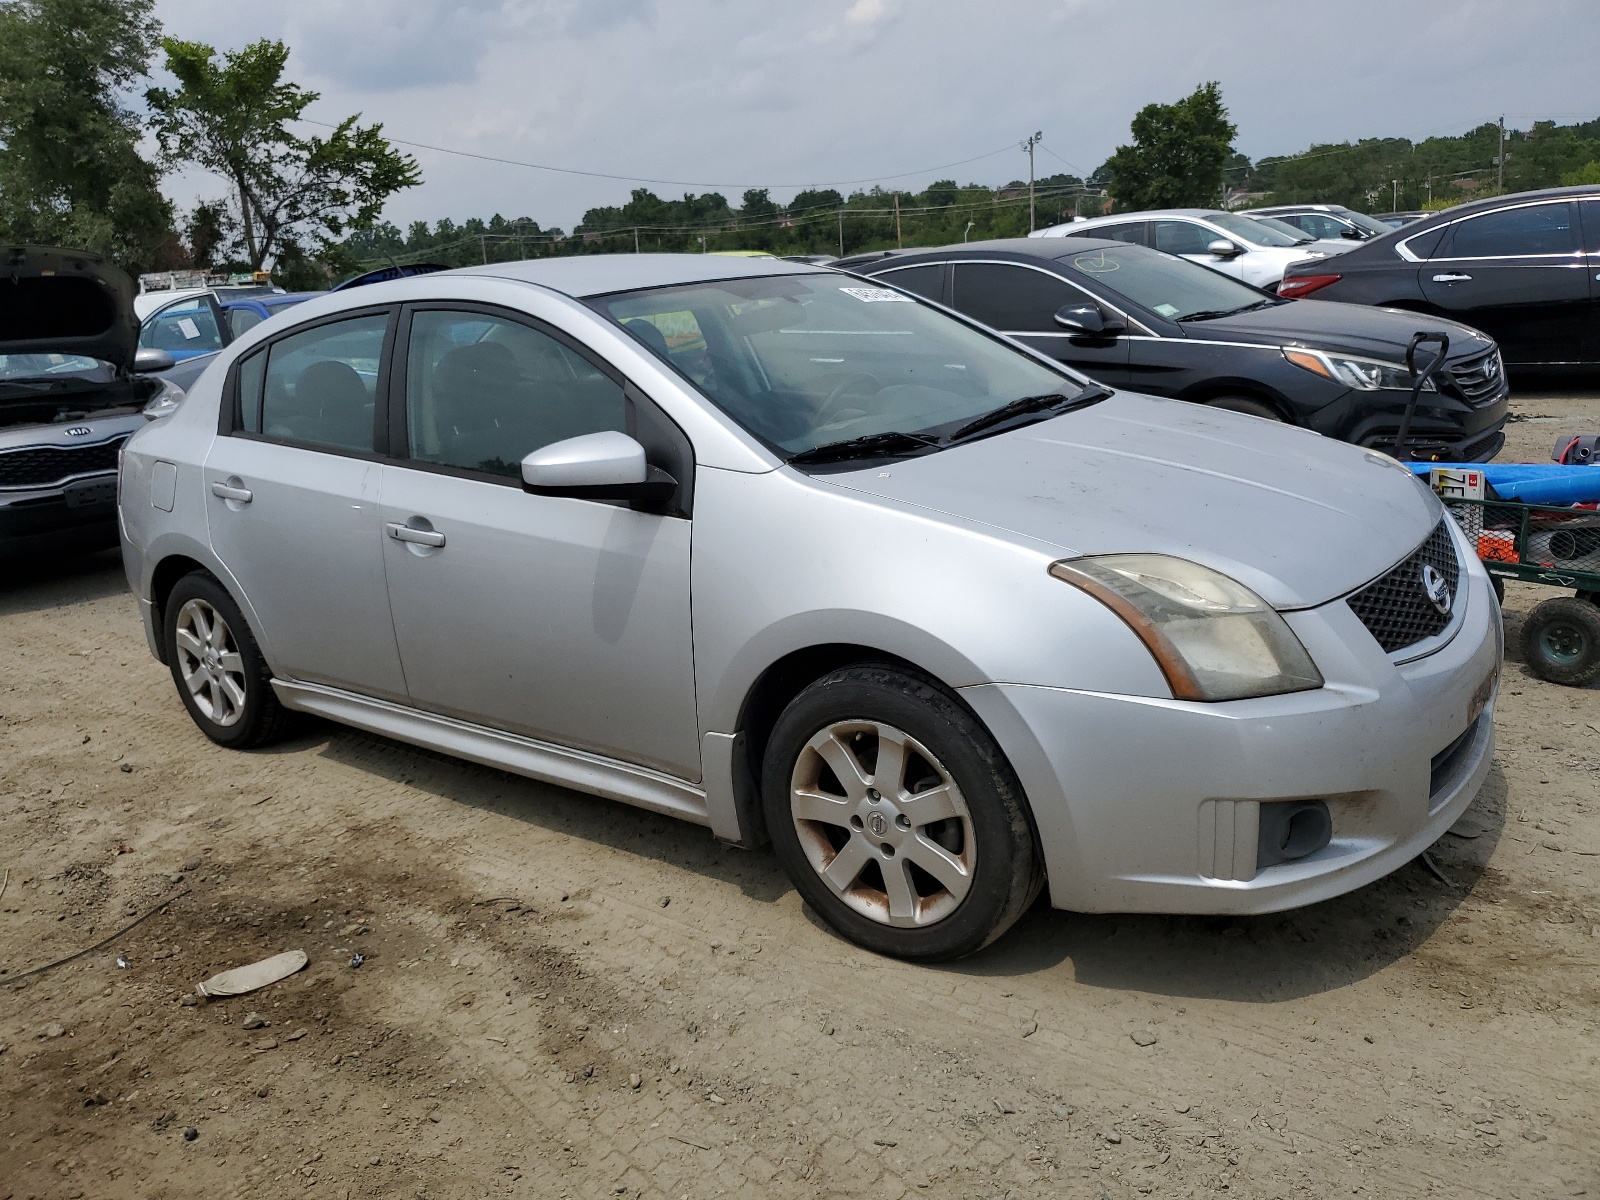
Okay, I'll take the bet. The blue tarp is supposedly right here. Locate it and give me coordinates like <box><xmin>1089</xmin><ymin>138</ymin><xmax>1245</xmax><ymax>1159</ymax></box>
<box><xmin>1406</xmin><ymin>462</ymin><xmax>1600</xmax><ymax>506</ymax></box>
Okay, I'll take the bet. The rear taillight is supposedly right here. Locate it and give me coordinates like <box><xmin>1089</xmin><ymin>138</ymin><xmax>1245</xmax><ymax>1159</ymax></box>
<box><xmin>1277</xmin><ymin>273</ymin><xmax>1341</xmax><ymax>300</ymax></box>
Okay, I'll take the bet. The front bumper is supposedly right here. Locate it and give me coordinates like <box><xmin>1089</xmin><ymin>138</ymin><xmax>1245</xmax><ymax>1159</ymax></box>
<box><xmin>0</xmin><ymin>474</ymin><xmax>121</xmax><ymax>556</ymax></box>
<box><xmin>961</xmin><ymin>522</ymin><xmax>1503</xmax><ymax>914</ymax></box>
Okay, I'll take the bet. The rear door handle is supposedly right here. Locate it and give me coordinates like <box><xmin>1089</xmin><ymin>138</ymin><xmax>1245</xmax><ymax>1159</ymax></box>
<box><xmin>210</xmin><ymin>481</ymin><xmax>253</xmax><ymax>503</ymax></box>
<box><xmin>386</xmin><ymin>522</ymin><xmax>446</xmax><ymax>548</ymax></box>
<box><xmin>1432</xmin><ymin>273</ymin><xmax>1473</xmax><ymax>282</ymax></box>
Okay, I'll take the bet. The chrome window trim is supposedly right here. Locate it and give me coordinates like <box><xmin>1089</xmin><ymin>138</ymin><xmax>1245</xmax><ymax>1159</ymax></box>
<box><xmin>1397</xmin><ymin>197</ymin><xmax>1582</xmax><ymax>263</ymax></box>
<box><xmin>1122</xmin><ymin>335</ymin><xmax>1285</xmax><ymax>350</ymax></box>
<box><xmin>943</xmin><ymin>256</ymin><xmax>1157</xmax><ymax>335</ymax></box>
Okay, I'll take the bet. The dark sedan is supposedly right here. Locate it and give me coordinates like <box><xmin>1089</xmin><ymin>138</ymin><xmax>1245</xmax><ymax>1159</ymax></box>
<box><xmin>1279</xmin><ymin>185</ymin><xmax>1600</xmax><ymax>369</ymax></box>
<box><xmin>837</xmin><ymin>238</ymin><xmax>1509</xmax><ymax>461</ymax></box>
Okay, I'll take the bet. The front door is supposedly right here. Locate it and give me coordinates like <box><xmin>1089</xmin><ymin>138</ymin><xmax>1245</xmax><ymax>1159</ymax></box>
<box><xmin>1155</xmin><ymin>220</ymin><xmax>1243</xmax><ymax>281</ymax></box>
<box><xmin>1419</xmin><ymin>199</ymin><xmax>1589</xmax><ymax>365</ymax></box>
<box><xmin>204</xmin><ymin>310</ymin><xmax>407</xmax><ymax>700</ymax></box>
<box><xmin>378</xmin><ymin>306</ymin><xmax>701</xmax><ymax>779</ymax></box>
<box><xmin>949</xmin><ymin>261</ymin><xmax>1130</xmax><ymax>387</ymax></box>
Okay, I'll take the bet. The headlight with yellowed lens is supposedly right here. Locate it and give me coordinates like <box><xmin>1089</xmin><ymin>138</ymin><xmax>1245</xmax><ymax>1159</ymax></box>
<box><xmin>1049</xmin><ymin>554</ymin><xmax>1324</xmax><ymax>702</ymax></box>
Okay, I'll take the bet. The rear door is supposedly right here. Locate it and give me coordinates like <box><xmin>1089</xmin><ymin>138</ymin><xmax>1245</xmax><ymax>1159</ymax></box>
<box><xmin>870</xmin><ymin>262</ymin><xmax>947</xmax><ymax>304</ymax></box>
<box><xmin>203</xmin><ymin>309</ymin><xmax>407</xmax><ymax>700</ymax></box>
<box><xmin>1419</xmin><ymin>199</ymin><xmax>1588</xmax><ymax>364</ymax></box>
<box><xmin>1579</xmin><ymin>199</ymin><xmax>1600</xmax><ymax>365</ymax></box>
<box><xmin>948</xmin><ymin>261</ymin><xmax>1130</xmax><ymax>386</ymax></box>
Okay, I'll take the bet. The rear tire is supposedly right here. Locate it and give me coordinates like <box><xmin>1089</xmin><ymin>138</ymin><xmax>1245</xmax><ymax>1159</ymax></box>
<box><xmin>761</xmin><ymin>664</ymin><xmax>1042</xmax><ymax>962</ymax></box>
<box><xmin>162</xmin><ymin>571</ymin><xmax>295</xmax><ymax>748</ymax></box>
<box><xmin>1520</xmin><ymin>596</ymin><xmax>1600</xmax><ymax>687</ymax></box>
<box><xmin>1206</xmin><ymin>395</ymin><xmax>1283</xmax><ymax>421</ymax></box>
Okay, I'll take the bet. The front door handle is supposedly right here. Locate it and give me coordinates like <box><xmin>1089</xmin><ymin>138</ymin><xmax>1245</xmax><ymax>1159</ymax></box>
<box><xmin>210</xmin><ymin>481</ymin><xmax>253</xmax><ymax>503</ymax></box>
<box><xmin>386</xmin><ymin>521</ymin><xmax>445</xmax><ymax>548</ymax></box>
<box><xmin>1432</xmin><ymin>273</ymin><xmax>1473</xmax><ymax>282</ymax></box>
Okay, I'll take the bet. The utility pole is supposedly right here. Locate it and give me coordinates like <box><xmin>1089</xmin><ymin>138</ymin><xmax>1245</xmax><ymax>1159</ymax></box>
<box><xmin>1392</xmin><ymin>180</ymin><xmax>1400</xmax><ymax>212</ymax></box>
<box><xmin>1020</xmin><ymin>131</ymin><xmax>1043</xmax><ymax>232</ymax></box>
<box><xmin>894</xmin><ymin>195</ymin><xmax>902</xmax><ymax>248</ymax></box>
<box><xmin>633</xmin><ymin>227</ymin><xmax>640</xmax><ymax>254</ymax></box>
<box><xmin>964</xmin><ymin>220</ymin><xmax>975</xmax><ymax>242</ymax></box>
<box><xmin>479</xmin><ymin>234</ymin><xmax>487</xmax><ymax>264</ymax></box>
<box><xmin>1497</xmin><ymin>115</ymin><xmax>1505</xmax><ymax>192</ymax></box>
<box><xmin>837</xmin><ymin>208</ymin><xmax>844</xmax><ymax>257</ymax></box>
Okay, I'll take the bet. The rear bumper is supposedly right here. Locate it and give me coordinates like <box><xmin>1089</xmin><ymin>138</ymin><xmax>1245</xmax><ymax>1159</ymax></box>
<box><xmin>962</xmin><ymin>521</ymin><xmax>1503</xmax><ymax>914</ymax></box>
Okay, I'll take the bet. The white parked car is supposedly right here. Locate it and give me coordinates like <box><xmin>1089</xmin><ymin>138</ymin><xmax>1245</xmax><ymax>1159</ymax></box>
<box><xmin>117</xmin><ymin>255</ymin><xmax>1500</xmax><ymax>961</ymax></box>
<box><xmin>1031</xmin><ymin>209</ymin><xmax>1355</xmax><ymax>291</ymax></box>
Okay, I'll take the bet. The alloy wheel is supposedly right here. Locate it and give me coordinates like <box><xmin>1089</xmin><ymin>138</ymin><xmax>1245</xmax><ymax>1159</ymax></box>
<box><xmin>174</xmin><ymin>598</ymin><xmax>248</xmax><ymax>727</ymax></box>
<box><xmin>789</xmin><ymin>720</ymin><xmax>975</xmax><ymax>927</ymax></box>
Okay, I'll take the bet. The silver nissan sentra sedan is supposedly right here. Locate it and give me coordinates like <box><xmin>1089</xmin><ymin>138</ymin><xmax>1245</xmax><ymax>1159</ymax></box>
<box><xmin>117</xmin><ymin>254</ymin><xmax>1500</xmax><ymax>961</ymax></box>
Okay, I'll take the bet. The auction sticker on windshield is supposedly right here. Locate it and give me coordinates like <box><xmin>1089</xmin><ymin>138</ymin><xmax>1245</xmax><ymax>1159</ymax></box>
<box><xmin>839</xmin><ymin>287</ymin><xmax>915</xmax><ymax>303</ymax></box>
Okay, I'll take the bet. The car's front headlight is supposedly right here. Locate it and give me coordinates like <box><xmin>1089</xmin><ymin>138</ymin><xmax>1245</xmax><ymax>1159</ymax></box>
<box><xmin>142</xmin><ymin>378</ymin><xmax>185</xmax><ymax>419</ymax></box>
<box><xmin>1283</xmin><ymin>347</ymin><xmax>1432</xmax><ymax>392</ymax></box>
<box><xmin>1049</xmin><ymin>554</ymin><xmax>1324</xmax><ymax>702</ymax></box>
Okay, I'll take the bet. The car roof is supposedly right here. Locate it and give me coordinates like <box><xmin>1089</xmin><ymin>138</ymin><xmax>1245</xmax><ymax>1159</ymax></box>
<box><xmin>838</xmin><ymin>237</ymin><xmax>1132</xmax><ymax>269</ymax></box>
<box><xmin>446</xmin><ymin>253</ymin><xmax>825</xmax><ymax>299</ymax></box>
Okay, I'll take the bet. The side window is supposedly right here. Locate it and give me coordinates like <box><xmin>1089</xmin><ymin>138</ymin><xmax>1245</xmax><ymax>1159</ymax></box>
<box><xmin>874</xmin><ymin>263</ymin><xmax>944</xmax><ymax>302</ymax></box>
<box><xmin>236</xmin><ymin>350</ymin><xmax>266</xmax><ymax>434</ymax></box>
<box><xmin>1297</xmin><ymin>214</ymin><xmax>1344</xmax><ymax>240</ymax></box>
<box><xmin>140</xmin><ymin>297</ymin><xmax>225</xmax><ymax>353</ymax></box>
<box><xmin>228</xmin><ymin>307</ymin><xmax>264</xmax><ymax>338</ymax></box>
<box><xmin>951</xmin><ymin>263</ymin><xmax>1087</xmax><ymax>333</ymax></box>
<box><xmin>406</xmin><ymin>310</ymin><xmax>627</xmax><ymax>478</ymax></box>
<box><xmin>1154</xmin><ymin>221</ymin><xmax>1219</xmax><ymax>256</ymax></box>
<box><xmin>1076</xmin><ymin>222</ymin><xmax>1146</xmax><ymax>246</ymax></box>
<box><xmin>1447</xmin><ymin>202</ymin><xmax>1578</xmax><ymax>258</ymax></box>
<box><xmin>261</xmin><ymin>314</ymin><xmax>387</xmax><ymax>453</ymax></box>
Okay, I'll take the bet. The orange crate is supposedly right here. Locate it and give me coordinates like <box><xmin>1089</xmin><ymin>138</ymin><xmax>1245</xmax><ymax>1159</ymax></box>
<box><xmin>1477</xmin><ymin>531</ymin><xmax>1518</xmax><ymax>563</ymax></box>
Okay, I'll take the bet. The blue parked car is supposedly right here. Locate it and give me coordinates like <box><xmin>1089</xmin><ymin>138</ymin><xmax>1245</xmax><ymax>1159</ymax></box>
<box><xmin>139</xmin><ymin>290</ymin><xmax>323</xmax><ymax>391</ymax></box>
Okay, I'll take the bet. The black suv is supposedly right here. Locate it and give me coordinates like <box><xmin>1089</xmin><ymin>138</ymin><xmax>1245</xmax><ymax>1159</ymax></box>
<box><xmin>1280</xmin><ymin>186</ymin><xmax>1600</xmax><ymax>369</ymax></box>
<box><xmin>1</xmin><ymin>246</ymin><xmax>183</xmax><ymax>558</ymax></box>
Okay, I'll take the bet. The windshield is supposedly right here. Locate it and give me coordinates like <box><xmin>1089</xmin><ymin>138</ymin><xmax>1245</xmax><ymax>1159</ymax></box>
<box><xmin>0</xmin><ymin>353</ymin><xmax>109</xmax><ymax>381</ymax></box>
<box><xmin>1060</xmin><ymin>245</ymin><xmax>1270</xmax><ymax>321</ymax></box>
<box><xmin>594</xmin><ymin>274</ymin><xmax>1090</xmax><ymax>456</ymax></box>
<box><xmin>1208</xmin><ymin>212</ymin><xmax>1307</xmax><ymax>247</ymax></box>
<box><xmin>1343</xmin><ymin>210</ymin><xmax>1395</xmax><ymax>237</ymax></box>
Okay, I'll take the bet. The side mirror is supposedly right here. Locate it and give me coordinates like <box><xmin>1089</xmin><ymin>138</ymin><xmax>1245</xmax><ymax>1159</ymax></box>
<box><xmin>521</xmin><ymin>431</ymin><xmax>677</xmax><ymax>508</ymax></box>
<box><xmin>1053</xmin><ymin>303</ymin><xmax>1126</xmax><ymax>336</ymax></box>
<box><xmin>1340</xmin><ymin>226</ymin><xmax>1365</xmax><ymax>240</ymax></box>
<box><xmin>1206</xmin><ymin>239</ymin><xmax>1242</xmax><ymax>258</ymax></box>
<box><xmin>133</xmin><ymin>347</ymin><xmax>175</xmax><ymax>373</ymax></box>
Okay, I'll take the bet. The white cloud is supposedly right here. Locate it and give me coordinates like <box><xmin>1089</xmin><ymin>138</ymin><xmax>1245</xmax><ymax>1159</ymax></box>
<box><xmin>149</xmin><ymin>0</ymin><xmax>1599</xmax><ymax>230</ymax></box>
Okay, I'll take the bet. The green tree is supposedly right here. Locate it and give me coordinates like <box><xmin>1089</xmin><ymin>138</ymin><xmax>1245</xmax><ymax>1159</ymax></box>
<box><xmin>146</xmin><ymin>38</ymin><xmax>420</xmax><ymax>273</ymax></box>
<box><xmin>0</xmin><ymin>0</ymin><xmax>176</xmax><ymax>270</ymax></box>
<box><xmin>1562</xmin><ymin>160</ymin><xmax>1600</xmax><ymax>186</ymax></box>
<box><xmin>1104</xmin><ymin>82</ymin><xmax>1237</xmax><ymax>211</ymax></box>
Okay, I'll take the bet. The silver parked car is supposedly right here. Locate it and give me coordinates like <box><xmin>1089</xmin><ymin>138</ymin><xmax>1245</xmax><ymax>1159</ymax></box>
<box><xmin>118</xmin><ymin>255</ymin><xmax>1501</xmax><ymax>961</ymax></box>
<box><xmin>1030</xmin><ymin>209</ymin><xmax>1355</xmax><ymax>291</ymax></box>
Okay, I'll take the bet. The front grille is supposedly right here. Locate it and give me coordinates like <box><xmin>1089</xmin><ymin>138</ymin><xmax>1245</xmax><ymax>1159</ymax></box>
<box><xmin>0</xmin><ymin>438</ymin><xmax>127</xmax><ymax>489</ymax></box>
<box><xmin>1443</xmin><ymin>349</ymin><xmax>1506</xmax><ymax>408</ymax></box>
<box><xmin>1345</xmin><ymin>520</ymin><xmax>1460</xmax><ymax>654</ymax></box>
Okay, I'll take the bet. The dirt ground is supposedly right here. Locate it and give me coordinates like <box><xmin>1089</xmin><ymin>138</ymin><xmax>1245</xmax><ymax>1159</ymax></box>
<box><xmin>2</xmin><ymin>387</ymin><xmax>1598</xmax><ymax>1200</ymax></box>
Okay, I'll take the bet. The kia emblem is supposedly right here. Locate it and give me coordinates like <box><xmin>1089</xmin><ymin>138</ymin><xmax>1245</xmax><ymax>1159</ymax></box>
<box><xmin>64</xmin><ymin>426</ymin><xmax>93</xmax><ymax>437</ymax></box>
<box><xmin>1420</xmin><ymin>564</ymin><xmax>1453</xmax><ymax>616</ymax></box>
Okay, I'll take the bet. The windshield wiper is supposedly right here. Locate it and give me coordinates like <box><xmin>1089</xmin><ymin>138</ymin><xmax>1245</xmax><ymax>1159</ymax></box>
<box><xmin>948</xmin><ymin>386</ymin><xmax>1110</xmax><ymax>443</ymax></box>
<box><xmin>1183</xmin><ymin>298</ymin><xmax>1282</xmax><ymax>322</ymax></box>
<box><xmin>787</xmin><ymin>429</ymin><xmax>944</xmax><ymax>466</ymax></box>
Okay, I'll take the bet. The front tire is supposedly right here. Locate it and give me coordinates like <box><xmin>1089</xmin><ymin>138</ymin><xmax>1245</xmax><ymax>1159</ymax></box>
<box><xmin>1206</xmin><ymin>395</ymin><xmax>1283</xmax><ymax>421</ymax></box>
<box><xmin>1520</xmin><ymin>596</ymin><xmax>1600</xmax><ymax>687</ymax></box>
<box><xmin>761</xmin><ymin>665</ymin><xmax>1041</xmax><ymax>961</ymax></box>
<box><xmin>162</xmin><ymin>571</ymin><xmax>294</xmax><ymax>748</ymax></box>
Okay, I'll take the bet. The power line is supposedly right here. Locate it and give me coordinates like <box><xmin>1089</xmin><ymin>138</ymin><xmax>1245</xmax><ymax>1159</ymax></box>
<box><xmin>295</xmin><ymin>118</ymin><xmax>1020</xmax><ymax>191</ymax></box>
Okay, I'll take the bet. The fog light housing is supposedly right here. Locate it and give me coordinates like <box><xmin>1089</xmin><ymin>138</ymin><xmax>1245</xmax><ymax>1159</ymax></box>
<box><xmin>1257</xmin><ymin>800</ymin><xmax>1332</xmax><ymax>869</ymax></box>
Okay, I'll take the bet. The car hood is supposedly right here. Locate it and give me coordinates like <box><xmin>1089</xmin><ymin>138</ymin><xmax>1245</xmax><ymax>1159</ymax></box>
<box><xmin>1182</xmin><ymin>299</ymin><xmax>1494</xmax><ymax>362</ymax></box>
<box><xmin>814</xmin><ymin>392</ymin><xmax>1440</xmax><ymax>610</ymax></box>
<box><xmin>1</xmin><ymin>245</ymin><xmax>138</xmax><ymax>367</ymax></box>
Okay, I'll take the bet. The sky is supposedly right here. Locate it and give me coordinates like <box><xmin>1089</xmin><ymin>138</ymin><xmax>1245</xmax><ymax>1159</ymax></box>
<box><xmin>148</xmin><ymin>0</ymin><xmax>1600</xmax><ymax>232</ymax></box>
